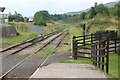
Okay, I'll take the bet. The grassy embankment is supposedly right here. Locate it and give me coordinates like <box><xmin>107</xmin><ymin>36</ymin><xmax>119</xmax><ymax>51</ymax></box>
<box><xmin>87</xmin><ymin>17</ymin><xmax>119</xmax><ymax>34</ymax></box>
<box><xmin>1</xmin><ymin>34</ymin><xmax>36</xmax><ymax>44</ymax></box>
<box><xmin>1</xmin><ymin>22</ymin><xmax>36</xmax><ymax>46</ymax></box>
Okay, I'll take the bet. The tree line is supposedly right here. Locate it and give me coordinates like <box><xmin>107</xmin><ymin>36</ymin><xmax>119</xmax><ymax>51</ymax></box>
<box><xmin>33</xmin><ymin>10</ymin><xmax>70</xmax><ymax>26</ymax></box>
<box><xmin>71</xmin><ymin>2</ymin><xmax>120</xmax><ymax>20</ymax></box>
<box><xmin>57</xmin><ymin>2</ymin><xmax>120</xmax><ymax>20</ymax></box>
<box><xmin>34</xmin><ymin>2</ymin><xmax>120</xmax><ymax>25</ymax></box>
<box><xmin>8</xmin><ymin>11</ymin><xmax>24</xmax><ymax>22</ymax></box>
<box><xmin>8</xmin><ymin>2</ymin><xmax>120</xmax><ymax>26</ymax></box>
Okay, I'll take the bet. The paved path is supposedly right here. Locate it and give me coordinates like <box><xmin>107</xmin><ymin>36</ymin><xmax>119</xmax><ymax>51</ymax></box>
<box><xmin>30</xmin><ymin>63</ymin><xmax>106</xmax><ymax>78</ymax></box>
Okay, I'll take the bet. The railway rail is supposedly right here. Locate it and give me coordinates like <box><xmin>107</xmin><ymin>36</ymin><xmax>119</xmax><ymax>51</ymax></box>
<box><xmin>0</xmin><ymin>30</ymin><xmax>64</xmax><ymax>53</ymax></box>
<box><xmin>0</xmin><ymin>31</ymin><xmax>69</xmax><ymax>80</ymax></box>
<box><xmin>0</xmin><ymin>30</ymin><xmax>63</xmax><ymax>59</ymax></box>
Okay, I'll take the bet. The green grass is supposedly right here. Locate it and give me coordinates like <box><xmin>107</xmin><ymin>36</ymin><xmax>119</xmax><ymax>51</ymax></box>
<box><xmin>60</xmin><ymin>58</ymin><xmax>92</xmax><ymax>64</ymax></box>
<box><xmin>37</xmin><ymin>42</ymin><xmax>48</xmax><ymax>44</ymax></box>
<box><xmin>67</xmin><ymin>26</ymin><xmax>83</xmax><ymax>44</ymax></box>
<box><xmin>88</xmin><ymin>17</ymin><xmax>118</xmax><ymax>33</ymax></box>
<box><xmin>0</xmin><ymin>34</ymin><xmax>36</xmax><ymax>44</ymax></box>
<box><xmin>37</xmin><ymin>47</ymin><xmax>58</xmax><ymax>55</ymax></box>
<box><xmin>106</xmin><ymin>53</ymin><xmax>119</xmax><ymax>79</ymax></box>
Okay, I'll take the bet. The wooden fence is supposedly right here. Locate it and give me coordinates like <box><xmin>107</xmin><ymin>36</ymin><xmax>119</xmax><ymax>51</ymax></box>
<box><xmin>91</xmin><ymin>39</ymin><xmax>109</xmax><ymax>73</ymax></box>
<box><xmin>72</xmin><ymin>31</ymin><xmax>120</xmax><ymax>73</ymax></box>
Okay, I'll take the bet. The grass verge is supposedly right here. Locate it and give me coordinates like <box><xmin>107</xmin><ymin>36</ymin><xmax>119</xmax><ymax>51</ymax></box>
<box><xmin>36</xmin><ymin>47</ymin><xmax>58</xmax><ymax>55</ymax></box>
<box><xmin>106</xmin><ymin>53</ymin><xmax>119</xmax><ymax>79</ymax></box>
<box><xmin>60</xmin><ymin>58</ymin><xmax>92</xmax><ymax>64</ymax></box>
<box><xmin>0</xmin><ymin>34</ymin><xmax>36</xmax><ymax>45</ymax></box>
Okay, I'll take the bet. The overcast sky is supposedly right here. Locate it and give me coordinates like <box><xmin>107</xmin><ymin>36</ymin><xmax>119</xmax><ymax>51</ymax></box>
<box><xmin>0</xmin><ymin>0</ymin><xmax>117</xmax><ymax>17</ymax></box>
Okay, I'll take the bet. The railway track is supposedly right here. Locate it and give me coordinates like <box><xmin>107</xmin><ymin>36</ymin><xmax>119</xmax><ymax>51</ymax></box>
<box><xmin>0</xmin><ymin>30</ymin><xmax>63</xmax><ymax>59</ymax></box>
<box><xmin>0</xmin><ymin>31</ymin><xmax>69</xmax><ymax>80</ymax></box>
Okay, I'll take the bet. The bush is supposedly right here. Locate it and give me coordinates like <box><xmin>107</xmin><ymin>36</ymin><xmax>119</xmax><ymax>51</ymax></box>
<box><xmin>94</xmin><ymin>13</ymin><xmax>108</xmax><ymax>18</ymax></box>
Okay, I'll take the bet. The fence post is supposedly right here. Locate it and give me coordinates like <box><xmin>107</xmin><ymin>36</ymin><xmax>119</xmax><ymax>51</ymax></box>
<box><xmin>72</xmin><ymin>36</ymin><xmax>75</xmax><ymax>59</ymax></box>
<box><xmin>102</xmin><ymin>40</ymin><xmax>105</xmax><ymax>71</ymax></box>
<box><xmin>106</xmin><ymin>31</ymin><xmax>109</xmax><ymax>74</ymax></box>
<box><xmin>75</xmin><ymin>40</ymin><xmax>78</xmax><ymax>60</ymax></box>
<box><xmin>83</xmin><ymin>34</ymin><xmax>85</xmax><ymax>46</ymax></box>
<box><xmin>91</xmin><ymin>45</ymin><xmax>95</xmax><ymax>65</ymax></box>
<box><xmin>115</xmin><ymin>31</ymin><xmax>117</xmax><ymax>53</ymax></box>
<box><xmin>91</xmin><ymin>33</ymin><xmax>93</xmax><ymax>44</ymax></box>
<box><xmin>94</xmin><ymin>45</ymin><xmax>97</xmax><ymax>66</ymax></box>
<box><xmin>98</xmin><ymin>33</ymin><xmax>101</xmax><ymax>68</ymax></box>
<box><xmin>72</xmin><ymin>36</ymin><xmax>77</xmax><ymax>60</ymax></box>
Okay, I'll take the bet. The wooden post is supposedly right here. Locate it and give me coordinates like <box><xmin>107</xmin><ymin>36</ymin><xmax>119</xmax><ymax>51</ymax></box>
<box><xmin>72</xmin><ymin>36</ymin><xmax>75</xmax><ymax>59</ymax></box>
<box><xmin>91</xmin><ymin>45</ymin><xmax>95</xmax><ymax>65</ymax></box>
<box><xmin>72</xmin><ymin>36</ymin><xmax>75</xmax><ymax>52</ymax></box>
<box><xmin>95</xmin><ymin>45</ymin><xmax>97</xmax><ymax>66</ymax></box>
<box><xmin>83</xmin><ymin>33</ymin><xmax>85</xmax><ymax>46</ymax></box>
<box><xmin>115</xmin><ymin>31</ymin><xmax>117</xmax><ymax>53</ymax></box>
<box><xmin>102</xmin><ymin>41</ymin><xmax>105</xmax><ymax>71</ymax></box>
<box><xmin>74</xmin><ymin>40</ymin><xmax>78</xmax><ymax>60</ymax></box>
<box><xmin>72</xmin><ymin>36</ymin><xmax>77</xmax><ymax>60</ymax></box>
<box><xmin>106</xmin><ymin>31</ymin><xmax>109</xmax><ymax>74</ymax></box>
<box><xmin>98</xmin><ymin>33</ymin><xmax>101</xmax><ymax>68</ymax></box>
<box><xmin>91</xmin><ymin>33</ymin><xmax>93</xmax><ymax>44</ymax></box>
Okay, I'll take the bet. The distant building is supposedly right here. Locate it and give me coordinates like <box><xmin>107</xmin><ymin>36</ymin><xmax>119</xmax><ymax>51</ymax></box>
<box><xmin>29</xmin><ymin>18</ymin><xmax>33</xmax><ymax>22</ymax></box>
<box><xmin>0</xmin><ymin>7</ymin><xmax>8</xmax><ymax>24</ymax></box>
<box><xmin>24</xmin><ymin>17</ymin><xmax>29</xmax><ymax>23</ymax></box>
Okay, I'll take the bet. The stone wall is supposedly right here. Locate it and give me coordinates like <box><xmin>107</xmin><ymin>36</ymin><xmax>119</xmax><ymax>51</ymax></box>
<box><xmin>0</xmin><ymin>26</ymin><xmax>17</xmax><ymax>38</ymax></box>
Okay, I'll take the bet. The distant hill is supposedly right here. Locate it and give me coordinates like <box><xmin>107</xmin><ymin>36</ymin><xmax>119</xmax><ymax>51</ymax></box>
<box><xmin>65</xmin><ymin>0</ymin><xmax>119</xmax><ymax>15</ymax></box>
<box><xmin>104</xmin><ymin>0</ymin><xmax>119</xmax><ymax>8</ymax></box>
<box><xmin>65</xmin><ymin>8</ymin><xmax>89</xmax><ymax>15</ymax></box>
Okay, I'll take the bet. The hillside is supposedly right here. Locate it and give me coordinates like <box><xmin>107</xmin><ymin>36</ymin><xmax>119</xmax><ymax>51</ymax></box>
<box><xmin>104</xmin><ymin>1</ymin><xmax>119</xmax><ymax>8</ymax></box>
<box><xmin>65</xmin><ymin>0</ymin><xmax>119</xmax><ymax>15</ymax></box>
<box><xmin>65</xmin><ymin>8</ymin><xmax>89</xmax><ymax>15</ymax></box>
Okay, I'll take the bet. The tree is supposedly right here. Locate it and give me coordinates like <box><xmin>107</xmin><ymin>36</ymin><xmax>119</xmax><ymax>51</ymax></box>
<box><xmin>85</xmin><ymin>13</ymin><xmax>90</xmax><ymax>19</ymax></box>
<box><xmin>34</xmin><ymin>10</ymin><xmax>50</xmax><ymax>25</ymax></box>
<box><xmin>88</xmin><ymin>3</ymin><xmax>109</xmax><ymax>19</ymax></box>
<box><xmin>50</xmin><ymin>14</ymin><xmax>69</xmax><ymax>21</ymax></box>
<box><xmin>110</xmin><ymin>2</ymin><xmax>120</xmax><ymax>17</ymax></box>
<box><xmin>89</xmin><ymin>7</ymin><xmax>97</xmax><ymax>18</ymax></box>
<box><xmin>80</xmin><ymin>12</ymin><xmax>87</xmax><ymax>20</ymax></box>
<box><xmin>8</xmin><ymin>11</ymin><xmax>23</xmax><ymax>22</ymax></box>
<box><xmin>95</xmin><ymin>2</ymin><xmax>98</xmax><ymax>7</ymax></box>
<box><xmin>95</xmin><ymin>4</ymin><xmax>109</xmax><ymax>15</ymax></box>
